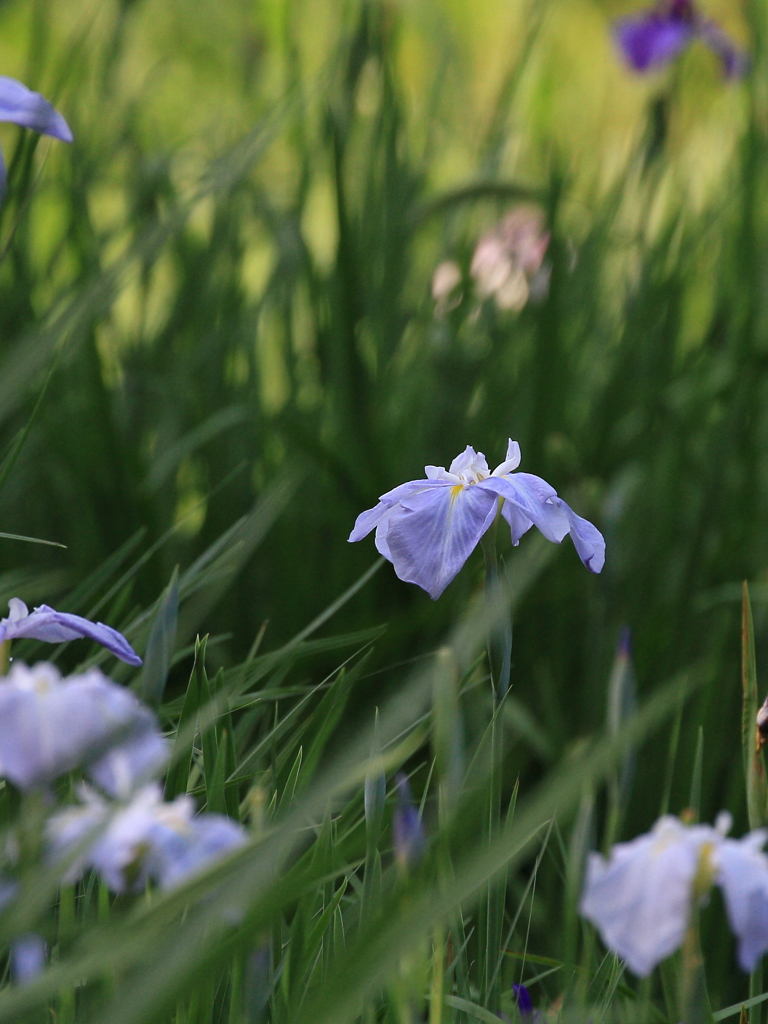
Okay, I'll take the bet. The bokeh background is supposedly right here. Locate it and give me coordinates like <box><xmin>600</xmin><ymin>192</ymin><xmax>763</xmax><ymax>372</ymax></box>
<box><xmin>0</xmin><ymin>0</ymin><xmax>764</xmax><ymax>1005</ymax></box>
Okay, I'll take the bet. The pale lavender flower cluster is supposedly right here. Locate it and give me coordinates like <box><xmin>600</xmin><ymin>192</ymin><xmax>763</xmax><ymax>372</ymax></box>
<box><xmin>0</xmin><ymin>660</ymin><xmax>164</xmax><ymax>794</ymax></box>
<box><xmin>580</xmin><ymin>812</ymin><xmax>768</xmax><ymax>976</ymax></box>
<box><xmin>0</xmin><ymin>599</ymin><xmax>246</xmax><ymax>901</ymax></box>
<box><xmin>349</xmin><ymin>440</ymin><xmax>604</xmax><ymax>599</ymax></box>
<box><xmin>47</xmin><ymin>783</ymin><xmax>246</xmax><ymax>894</ymax></box>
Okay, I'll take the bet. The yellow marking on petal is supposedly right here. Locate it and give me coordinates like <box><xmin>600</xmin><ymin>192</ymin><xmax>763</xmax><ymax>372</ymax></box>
<box><xmin>450</xmin><ymin>484</ymin><xmax>463</xmax><ymax>502</ymax></box>
<box><xmin>693</xmin><ymin>841</ymin><xmax>717</xmax><ymax>899</ymax></box>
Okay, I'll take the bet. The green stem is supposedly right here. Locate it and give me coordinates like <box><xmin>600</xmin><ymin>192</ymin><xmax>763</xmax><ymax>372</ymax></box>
<box><xmin>678</xmin><ymin>910</ymin><xmax>714</xmax><ymax>1024</ymax></box>
<box><xmin>0</xmin><ymin>639</ymin><xmax>11</xmax><ymax>676</ymax></box>
<box><xmin>479</xmin><ymin>502</ymin><xmax>510</xmax><ymax>1012</ymax></box>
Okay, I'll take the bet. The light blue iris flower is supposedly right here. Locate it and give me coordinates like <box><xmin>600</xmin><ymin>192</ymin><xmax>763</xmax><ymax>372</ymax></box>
<box><xmin>0</xmin><ymin>598</ymin><xmax>142</xmax><ymax>666</ymax></box>
<box><xmin>48</xmin><ymin>783</ymin><xmax>247</xmax><ymax>893</ymax></box>
<box><xmin>349</xmin><ymin>440</ymin><xmax>605</xmax><ymax>599</ymax></box>
<box><xmin>0</xmin><ymin>661</ymin><xmax>166</xmax><ymax>792</ymax></box>
<box><xmin>0</xmin><ymin>76</ymin><xmax>73</xmax><ymax>202</ymax></box>
<box><xmin>580</xmin><ymin>813</ymin><xmax>768</xmax><ymax>976</ymax></box>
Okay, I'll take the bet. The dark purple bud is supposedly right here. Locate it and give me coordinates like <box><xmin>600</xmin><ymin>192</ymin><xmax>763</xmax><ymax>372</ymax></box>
<box><xmin>512</xmin><ymin>984</ymin><xmax>534</xmax><ymax>1020</ymax></box>
<box><xmin>392</xmin><ymin>773</ymin><xmax>426</xmax><ymax>869</ymax></box>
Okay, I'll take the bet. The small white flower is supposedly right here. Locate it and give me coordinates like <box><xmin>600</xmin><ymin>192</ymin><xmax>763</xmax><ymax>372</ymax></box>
<box><xmin>580</xmin><ymin>813</ymin><xmax>768</xmax><ymax>976</ymax></box>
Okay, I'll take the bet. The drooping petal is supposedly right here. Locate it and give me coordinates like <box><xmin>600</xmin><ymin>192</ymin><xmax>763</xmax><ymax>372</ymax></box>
<box><xmin>699</xmin><ymin>21</ymin><xmax>749</xmax><ymax>78</ymax></box>
<box><xmin>0</xmin><ymin>601</ymin><xmax>142</xmax><ymax>666</ymax></box>
<box><xmin>483</xmin><ymin>474</ymin><xmax>605</xmax><ymax>572</ymax></box>
<box><xmin>614</xmin><ymin>15</ymin><xmax>693</xmax><ymax>71</ymax></box>
<box><xmin>0</xmin><ymin>76</ymin><xmax>73</xmax><ymax>141</ymax></box>
<box><xmin>384</xmin><ymin>484</ymin><xmax>497</xmax><ymax>599</ymax></box>
<box><xmin>580</xmin><ymin>816</ymin><xmax>709</xmax><ymax>976</ymax></box>
<box><xmin>480</xmin><ymin>473</ymin><xmax>570</xmax><ymax>544</ymax></box>
<box><xmin>347</xmin><ymin>480</ymin><xmax>439</xmax><ymax>542</ymax></box>
<box><xmin>500</xmin><ymin>500</ymin><xmax>535</xmax><ymax>546</ymax></box>
<box><xmin>716</xmin><ymin>833</ymin><xmax>768</xmax><ymax>972</ymax></box>
<box><xmin>558</xmin><ymin>500</ymin><xmax>606</xmax><ymax>573</ymax></box>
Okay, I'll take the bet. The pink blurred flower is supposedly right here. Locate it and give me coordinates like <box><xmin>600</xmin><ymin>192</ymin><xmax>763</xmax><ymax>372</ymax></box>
<box><xmin>470</xmin><ymin>206</ymin><xmax>550</xmax><ymax>312</ymax></box>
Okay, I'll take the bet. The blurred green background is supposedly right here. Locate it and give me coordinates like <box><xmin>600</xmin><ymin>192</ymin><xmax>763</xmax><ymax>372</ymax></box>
<box><xmin>0</xmin><ymin>0</ymin><xmax>764</xmax><ymax>999</ymax></box>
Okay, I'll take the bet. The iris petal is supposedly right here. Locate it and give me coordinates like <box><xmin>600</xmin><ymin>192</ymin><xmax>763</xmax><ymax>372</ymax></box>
<box><xmin>348</xmin><ymin>480</ymin><xmax>440</xmax><ymax>542</ymax></box>
<box><xmin>385</xmin><ymin>484</ymin><xmax>497</xmax><ymax>599</ymax></box>
<box><xmin>0</xmin><ymin>603</ymin><xmax>141</xmax><ymax>666</ymax></box>
<box><xmin>482</xmin><ymin>474</ymin><xmax>605</xmax><ymax>572</ymax></box>
<box><xmin>580</xmin><ymin>818</ymin><xmax>704</xmax><ymax>976</ymax></box>
<box><xmin>0</xmin><ymin>76</ymin><xmax>73</xmax><ymax>141</ymax></box>
<box><xmin>614</xmin><ymin>16</ymin><xmax>693</xmax><ymax>71</ymax></box>
<box><xmin>700</xmin><ymin>21</ymin><xmax>749</xmax><ymax>78</ymax></box>
<box><xmin>480</xmin><ymin>474</ymin><xmax>569</xmax><ymax>543</ymax></box>
<box><xmin>716</xmin><ymin>835</ymin><xmax>768</xmax><ymax>972</ymax></box>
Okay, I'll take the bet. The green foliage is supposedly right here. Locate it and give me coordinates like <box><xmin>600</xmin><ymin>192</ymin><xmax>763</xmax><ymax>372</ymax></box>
<box><xmin>0</xmin><ymin>0</ymin><xmax>764</xmax><ymax>1019</ymax></box>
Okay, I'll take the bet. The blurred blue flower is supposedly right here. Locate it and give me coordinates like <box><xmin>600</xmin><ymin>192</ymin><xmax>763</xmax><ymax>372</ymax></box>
<box><xmin>614</xmin><ymin>0</ymin><xmax>747</xmax><ymax>78</ymax></box>
<box><xmin>0</xmin><ymin>76</ymin><xmax>72</xmax><ymax>202</ymax></box>
<box><xmin>392</xmin><ymin>773</ymin><xmax>426</xmax><ymax>870</ymax></box>
<box><xmin>48</xmin><ymin>783</ymin><xmax>247</xmax><ymax>893</ymax></box>
<box><xmin>10</xmin><ymin>933</ymin><xmax>46</xmax><ymax>986</ymax></box>
<box><xmin>349</xmin><ymin>440</ymin><xmax>604</xmax><ymax>599</ymax></box>
<box><xmin>0</xmin><ymin>598</ymin><xmax>142</xmax><ymax>666</ymax></box>
<box><xmin>580</xmin><ymin>812</ymin><xmax>768</xmax><ymax>976</ymax></box>
<box><xmin>0</xmin><ymin>661</ymin><xmax>166</xmax><ymax>792</ymax></box>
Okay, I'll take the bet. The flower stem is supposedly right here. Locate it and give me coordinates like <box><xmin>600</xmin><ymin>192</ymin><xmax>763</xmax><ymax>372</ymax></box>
<box><xmin>0</xmin><ymin>639</ymin><xmax>11</xmax><ymax>676</ymax></box>
<box><xmin>480</xmin><ymin>499</ymin><xmax>511</xmax><ymax>701</ymax></box>
<box><xmin>678</xmin><ymin>909</ymin><xmax>714</xmax><ymax>1024</ymax></box>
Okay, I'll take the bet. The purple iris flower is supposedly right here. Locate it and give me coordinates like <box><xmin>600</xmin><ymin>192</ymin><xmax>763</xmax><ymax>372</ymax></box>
<box><xmin>0</xmin><ymin>76</ymin><xmax>72</xmax><ymax>201</ymax></box>
<box><xmin>349</xmin><ymin>440</ymin><xmax>605</xmax><ymax>600</ymax></box>
<box><xmin>512</xmin><ymin>984</ymin><xmax>538</xmax><ymax>1021</ymax></box>
<box><xmin>614</xmin><ymin>0</ymin><xmax>747</xmax><ymax>78</ymax></box>
<box><xmin>0</xmin><ymin>598</ymin><xmax>142</xmax><ymax>666</ymax></box>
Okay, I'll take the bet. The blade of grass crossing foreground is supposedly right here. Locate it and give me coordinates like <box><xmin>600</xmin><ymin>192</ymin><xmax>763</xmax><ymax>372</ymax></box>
<box><xmin>164</xmin><ymin>636</ymin><xmax>206</xmax><ymax>800</ymax></box>
<box><xmin>742</xmin><ymin>581</ymin><xmax>767</xmax><ymax>829</ymax></box>
<box><xmin>688</xmin><ymin>726</ymin><xmax>704</xmax><ymax>822</ymax></box>
<box><xmin>141</xmin><ymin>567</ymin><xmax>180</xmax><ymax>707</ymax></box>
<box><xmin>742</xmin><ymin>582</ymin><xmax>766</xmax><ymax>1024</ymax></box>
